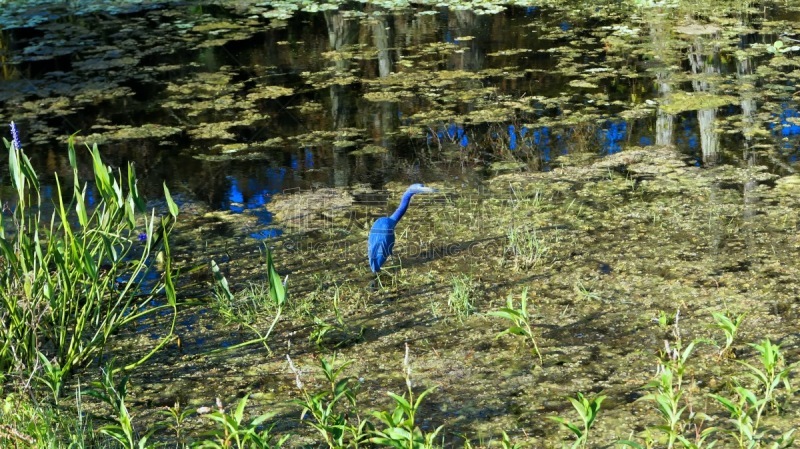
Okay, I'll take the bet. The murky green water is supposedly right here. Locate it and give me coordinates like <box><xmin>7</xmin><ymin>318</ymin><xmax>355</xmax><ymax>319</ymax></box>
<box><xmin>3</xmin><ymin>0</ymin><xmax>800</xmax><ymax>446</ymax></box>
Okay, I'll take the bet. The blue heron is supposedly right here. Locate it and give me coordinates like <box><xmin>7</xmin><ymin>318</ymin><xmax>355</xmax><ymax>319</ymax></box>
<box><xmin>368</xmin><ymin>183</ymin><xmax>436</xmax><ymax>273</ymax></box>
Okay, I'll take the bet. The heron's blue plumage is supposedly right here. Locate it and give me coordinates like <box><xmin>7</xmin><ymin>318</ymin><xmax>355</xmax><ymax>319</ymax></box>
<box><xmin>368</xmin><ymin>183</ymin><xmax>435</xmax><ymax>273</ymax></box>
<box><xmin>368</xmin><ymin>217</ymin><xmax>396</xmax><ymax>272</ymax></box>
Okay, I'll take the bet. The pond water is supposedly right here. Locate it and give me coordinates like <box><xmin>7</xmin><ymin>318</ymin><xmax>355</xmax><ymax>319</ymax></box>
<box><xmin>4</xmin><ymin>0</ymin><xmax>800</xmax><ymax>446</ymax></box>
<box><xmin>3</xmin><ymin>0</ymin><xmax>800</xmax><ymax>235</ymax></box>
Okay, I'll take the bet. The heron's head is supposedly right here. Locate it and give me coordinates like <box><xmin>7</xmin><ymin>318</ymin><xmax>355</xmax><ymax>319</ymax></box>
<box><xmin>406</xmin><ymin>183</ymin><xmax>437</xmax><ymax>195</ymax></box>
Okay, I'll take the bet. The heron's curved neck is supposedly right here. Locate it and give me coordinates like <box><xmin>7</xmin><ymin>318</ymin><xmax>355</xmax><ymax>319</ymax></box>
<box><xmin>390</xmin><ymin>190</ymin><xmax>415</xmax><ymax>222</ymax></box>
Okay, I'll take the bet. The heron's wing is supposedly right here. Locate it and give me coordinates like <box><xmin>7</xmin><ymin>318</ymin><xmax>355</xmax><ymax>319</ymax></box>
<box><xmin>368</xmin><ymin>220</ymin><xmax>396</xmax><ymax>272</ymax></box>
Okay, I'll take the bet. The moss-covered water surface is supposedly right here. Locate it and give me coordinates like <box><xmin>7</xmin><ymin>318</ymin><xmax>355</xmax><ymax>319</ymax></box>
<box><xmin>3</xmin><ymin>0</ymin><xmax>800</xmax><ymax>447</ymax></box>
<box><xmin>132</xmin><ymin>146</ymin><xmax>799</xmax><ymax>446</ymax></box>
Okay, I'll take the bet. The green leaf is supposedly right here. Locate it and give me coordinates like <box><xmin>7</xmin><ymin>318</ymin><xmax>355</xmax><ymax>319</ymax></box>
<box><xmin>266</xmin><ymin>246</ymin><xmax>286</xmax><ymax>308</ymax></box>
<box><xmin>384</xmin><ymin>427</ymin><xmax>413</xmax><ymax>441</ymax></box>
<box><xmin>9</xmin><ymin>144</ymin><xmax>23</xmax><ymax>196</ymax></box>
<box><xmin>548</xmin><ymin>416</ymin><xmax>582</xmax><ymax>437</ymax></box>
<box><xmin>19</xmin><ymin>151</ymin><xmax>39</xmax><ymax>192</ymax></box>
<box><xmin>488</xmin><ymin>310</ymin><xmax>518</xmax><ymax>321</ymax></box>
<box><xmin>414</xmin><ymin>386</ymin><xmax>438</xmax><ymax>409</ymax></box>
<box><xmin>128</xmin><ymin>163</ymin><xmax>146</xmax><ymax>213</ymax></box>
<box><xmin>709</xmin><ymin>393</ymin><xmax>741</xmax><ymax>416</ymax></box>
<box><xmin>617</xmin><ymin>440</ymin><xmax>646</xmax><ymax>448</ymax></box>
<box><xmin>211</xmin><ymin>260</ymin><xmax>234</xmax><ymax>302</ymax></box>
<box><xmin>234</xmin><ymin>395</ymin><xmax>250</xmax><ymax>424</ymax></box>
<box><xmin>75</xmin><ymin>184</ymin><xmax>89</xmax><ymax>227</ymax></box>
<box><xmin>91</xmin><ymin>144</ymin><xmax>112</xmax><ymax>199</ymax></box>
<box><xmin>163</xmin><ymin>182</ymin><xmax>179</xmax><ymax>218</ymax></box>
<box><xmin>387</xmin><ymin>392</ymin><xmax>412</xmax><ymax>412</ymax></box>
<box><xmin>68</xmin><ymin>134</ymin><xmax>78</xmax><ymax>168</ymax></box>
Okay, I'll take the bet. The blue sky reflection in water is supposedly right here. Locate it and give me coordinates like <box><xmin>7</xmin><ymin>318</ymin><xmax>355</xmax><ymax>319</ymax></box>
<box><xmin>222</xmin><ymin>169</ymin><xmax>287</xmax><ymax>240</ymax></box>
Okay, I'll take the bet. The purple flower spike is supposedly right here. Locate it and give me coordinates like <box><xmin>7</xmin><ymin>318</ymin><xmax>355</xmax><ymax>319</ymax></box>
<box><xmin>138</xmin><ymin>232</ymin><xmax>147</xmax><ymax>242</ymax></box>
<box><xmin>9</xmin><ymin>121</ymin><xmax>21</xmax><ymax>151</ymax></box>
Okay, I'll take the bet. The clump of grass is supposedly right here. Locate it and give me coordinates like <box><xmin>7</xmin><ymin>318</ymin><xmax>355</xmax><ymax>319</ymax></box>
<box><xmin>506</xmin><ymin>225</ymin><xmax>548</xmax><ymax>271</ymax></box>
<box><xmin>448</xmin><ymin>274</ymin><xmax>476</xmax><ymax>321</ymax></box>
<box><xmin>505</xmin><ymin>188</ymin><xmax>547</xmax><ymax>271</ymax></box>
<box><xmin>0</xmin><ymin>127</ymin><xmax>179</xmax><ymax>388</ymax></box>
<box><xmin>0</xmin><ymin>388</ymin><xmax>97</xmax><ymax>447</ymax></box>
<box><xmin>428</xmin><ymin>299</ymin><xmax>444</xmax><ymax>319</ymax></box>
<box><xmin>573</xmin><ymin>281</ymin><xmax>601</xmax><ymax>302</ymax></box>
<box><xmin>213</xmin><ymin>282</ymin><xmax>274</xmax><ymax>324</ymax></box>
<box><xmin>308</xmin><ymin>314</ymin><xmax>365</xmax><ymax>349</ymax></box>
<box><xmin>488</xmin><ymin>287</ymin><xmax>542</xmax><ymax>364</ymax></box>
<box><xmin>307</xmin><ymin>282</ymin><xmax>364</xmax><ymax>349</ymax></box>
<box><xmin>84</xmin><ymin>362</ymin><xmax>156</xmax><ymax>449</ymax></box>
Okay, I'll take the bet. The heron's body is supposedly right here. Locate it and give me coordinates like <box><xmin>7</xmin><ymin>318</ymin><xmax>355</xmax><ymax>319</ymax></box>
<box><xmin>368</xmin><ymin>184</ymin><xmax>435</xmax><ymax>273</ymax></box>
<box><xmin>368</xmin><ymin>217</ymin><xmax>396</xmax><ymax>272</ymax></box>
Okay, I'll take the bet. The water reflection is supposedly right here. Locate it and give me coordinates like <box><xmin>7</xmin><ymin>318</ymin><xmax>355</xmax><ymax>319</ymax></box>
<box><xmin>598</xmin><ymin>120</ymin><xmax>627</xmax><ymax>155</ymax></box>
<box><xmin>689</xmin><ymin>37</ymin><xmax>721</xmax><ymax>166</ymax></box>
<box><xmin>222</xmin><ymin>169</ymin><xmax>286</xmax><ymax>240</ymax></box>
<box><xmin>0</xmin><ymin>1</ymin><xmax>798</xmax><ymax>220</ymax></box>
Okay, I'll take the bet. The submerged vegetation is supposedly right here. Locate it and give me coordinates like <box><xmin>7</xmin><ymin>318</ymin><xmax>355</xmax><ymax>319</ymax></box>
<box><xmin>3</xmin><ymin>0</ymin><xmax>800</xmax><ymax>447</ymax></box>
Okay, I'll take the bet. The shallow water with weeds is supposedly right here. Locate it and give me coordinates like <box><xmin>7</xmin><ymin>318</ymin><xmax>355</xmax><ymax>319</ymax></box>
<box><xmin>4</xmin><ymin>0</ymin><xmax>800</xmax><ymax>447</ymax></box>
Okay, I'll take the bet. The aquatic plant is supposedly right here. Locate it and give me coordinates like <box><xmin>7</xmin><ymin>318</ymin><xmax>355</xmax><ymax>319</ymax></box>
<box><xmin>711</xmin><ymin>312</ymin><xmax>744</xmax><ymax>358</ymax></box>
<box><xmin>84</xmin><ymin>362</ymin><xmax>157</xmax><ymax>449</ymax></box>
<box><xmin>195</xmin><ymin>395</ymin><xmax>289</xmax><ymax>449</ymax></box>
<box><xmin>573</xmin><ymin>281</ymin><xmax>601</xmax><ymax>302</ymax></box>
<box><xmin>158</xmin><ymin>401</ymin><xmax>195</xmax><ymax>448</ymax></box>
<box><xmin>34</xmin><ymin>351</ymin><xmax>67</xmax><ymax>406</ymax></box>
<box><xmin>209</xmin><ymin>245</ymin><xmax>287</xmax><ymax>354</ymax></box>
<box><xmin>306</xmin><ymin>281</ymin><xmax>364</xmax><ymax>348</ymax></box>
<box><xmin>505</xmin><ymin>192</ymin><xmax>548</xmax><ymax>271</ymax></box>
<box><xmin>548</xmin><ymin>392</ymin><xmax>606</xmax><ymax>449</ymax></box>
<box><xmin>499</xmin><ymin>431</ymin><xmax>522</xmax><ymax>449</ymax></box>
<box><xmin>369</xmin><ymin>344</ymin><xmax>443</xmax><ymax>449</ymax></box>
<box><xmin>308</xmin><ymin>315</ymin><xmax>365</xmax><ymax>349</ymax></box>
<box><xmin>447</xmin><ymin>274</ymin><xmax>476</xmax><ymax>321</ymax></box>
<box><xmin>737</xmin><ymin>340</ymin><xmax>794</xmax><ymax>418</ymax></box>
<box><xmin>623</xmin><ymin>310</ymin><xmax>701</xmax><ymax>449</ymax></box>
<box><xmin>288</xmin><ymin>354</ymin><xmax>370</xmax><ymax>449</ymax></box>
<box><xmin>639</xmin><ymin>366</ymin><xmax>688</xmax><ymax>449</ymax></box>
<box><xmin>0</xmin><ymin>131</ymin><xmax>179</xmax><ymax>387</ymax></box>
<box><xmin>708</xmin><ymin>386</ymin><xmax>791</xmax><ymax>449</ymax></box>
<box><xmin>0</xmin><ymin>385</ymin><xmax>99</xmax><ymax>447</ymax></box>
<box><xmin>506</xmin><ymin>225</ymin><xmax>549</xmax><ymax>269</ymax></box>
<box><xmin>706</xmin><ymin>340</ymin><xmax>796</xmax><ymax>448</ymax></box>
<box><xmin>488</xmin><ymin>287</ymin><xmax>542</xmax><ymax>364</ymax></box>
